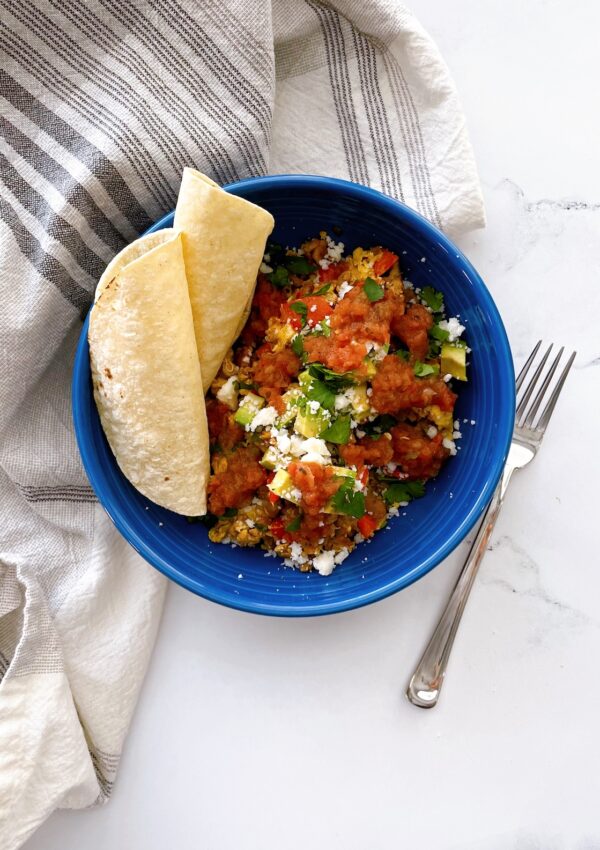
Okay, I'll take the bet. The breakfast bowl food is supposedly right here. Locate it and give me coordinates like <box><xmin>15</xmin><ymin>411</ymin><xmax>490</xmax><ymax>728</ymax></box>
<box><xmin>72</xmin><ymin>174</ymin><xmax>515</xmax><ymax>616</ymax></box>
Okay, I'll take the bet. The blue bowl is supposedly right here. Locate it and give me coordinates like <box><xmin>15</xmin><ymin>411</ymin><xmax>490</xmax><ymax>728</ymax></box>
<box><xmin>72</xmin><ymin>175</ymin><xmax>514</xmax><ymax>616</ymax></box>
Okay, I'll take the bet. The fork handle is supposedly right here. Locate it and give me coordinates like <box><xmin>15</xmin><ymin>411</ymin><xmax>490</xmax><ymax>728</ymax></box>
<box><xmin>406</xmin><ymin>463</ymin><xmax>515</xmax><ymax>708</ymax></box>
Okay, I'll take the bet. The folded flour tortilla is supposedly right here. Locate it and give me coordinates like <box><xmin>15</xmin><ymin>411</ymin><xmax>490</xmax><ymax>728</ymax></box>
<box><xmin>174</xmin><ymin>168</ymin><xmax>274</xmax><ymax>391</ymax></box>
<box><xmin>89</xmin><ymin>232</ymin><xmax>209</xmax><ymax>515</ymax></box>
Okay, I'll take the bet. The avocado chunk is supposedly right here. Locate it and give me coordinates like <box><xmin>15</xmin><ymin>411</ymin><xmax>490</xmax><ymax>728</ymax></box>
<box><xmin>278</xmin><ymin>388</ymin><xmax>302</xmax><ymax>427</ymax></box>
<box><xmin>441</xmin><ymin>343</ymin><xmax>467</xmax><ymax>382</ymax></box>
<box><xmin>294</xmin><ymin>406</ymin><xmax>332</xmax><ymax>438</ymax></box>
<box><xmin>234</xmin><ymin>392</ymin><xmax>265</xmax><ymax>426</ymax></box>
<box><xmin>267</xmin><ymin>469</ymin><xmax>301</xmax><ymax>504</ymax></box>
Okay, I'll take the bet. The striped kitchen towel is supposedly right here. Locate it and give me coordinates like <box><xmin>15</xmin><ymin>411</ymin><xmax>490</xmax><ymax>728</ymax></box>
<box><xmin>0</xmin><ymin>1</ymin><xmax>484</xmax><ymax>847</ymax></box>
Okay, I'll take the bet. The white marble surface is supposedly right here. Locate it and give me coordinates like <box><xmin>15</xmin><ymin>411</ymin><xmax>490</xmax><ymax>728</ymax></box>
<box><xmin>26</xmin><ymin>1</ymin><xmax>600</xmax><ymax>848</ymax></box>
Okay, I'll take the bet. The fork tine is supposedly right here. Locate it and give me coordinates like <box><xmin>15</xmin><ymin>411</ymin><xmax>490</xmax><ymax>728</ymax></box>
<box><xmin>515</xmin><ymin>340</ymin><xmax>542</xmax><ymax>392</ymax></box>
<box><xmin>516</xmin><ymin>343</ymin><xmax>553</xmax><ymax>420</ymax></box>
<box><xmin>536</xmin><ymin>350</ymin><xmax>576</xmax><ymax>432</ymax></box>
<box><xmin>522</xmin><ymin>346</ymin><xmax>564</xmax><ymax>428</ymax></box>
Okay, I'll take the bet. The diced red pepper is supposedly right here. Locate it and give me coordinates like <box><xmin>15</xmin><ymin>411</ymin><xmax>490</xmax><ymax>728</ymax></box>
<box><xmin>269</xmin><ymin>518</ymin><xmax>292</xmax><ymax>542</ymax></box>
<box><xmin>302</xmin><ymin>296</ymin><xmax>333</xmax><ymax>328</ymax></box>
<box><xmin>267</xmin><ymin>490</ymin><xmax>280</xmax><ymax>505</ymax></box>
<box><xmin>357</xmin><ymin>467</ymin><xmax>369</xmax><ymax>487</ymax></box>
<box><xmin>373</xmin><ymin>250</ymin><xmax>398</xmax><ymax>276</ymax></box>
<box><xmin>318</xmin><ymin>261</ymin><xmax>348</xmax><ymax>283</ymax></box>
<box><xmin>280</xmin><ymin>302</ymin><xmax>302</xmax><ymax>331</ymax></box>
<box><xmin>357</xmin><ymin>515</ymin><xmax>378</xmax><ymax>538</ymax></box>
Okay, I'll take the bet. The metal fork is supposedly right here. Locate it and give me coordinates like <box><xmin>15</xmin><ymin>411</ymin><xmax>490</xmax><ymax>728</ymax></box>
<box><xmin>406</xmin><ymin>341</ymin><xmax>576</xmax><ymax>708</ymax></box>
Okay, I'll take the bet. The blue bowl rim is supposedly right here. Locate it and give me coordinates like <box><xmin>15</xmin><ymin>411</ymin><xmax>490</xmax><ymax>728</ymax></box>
<box><xmin>72</xmin><ymin>173</ymin><xmax>515</xmax><ymax>617</ymax></box>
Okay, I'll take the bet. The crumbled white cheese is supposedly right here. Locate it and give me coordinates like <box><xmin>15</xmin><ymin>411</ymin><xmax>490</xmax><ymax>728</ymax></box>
<box><xmin>356</xmin><ymin>429</ymin><xmax>366</xmax><ymax>439</ymax></box>
<box><xmin>426</xmin><ymin>425</ymin><xmax>438</xmax><ymax>439</ymax></box>
<box><xmin>216</xmin><ymin>375</ymin><xmax>239</xmax><ymax>410</ymax></box>
<box><xmin>334</xmin><ymin>548</ymin><xmax>349</xmax><ymax>565</ymax></box>
<box><xmin>337</xmin><ymin>281</ymin><xmax>353</xmax><ymax>300</ymax></box>
<box><xmin>301</xmin><ymin>452</ymin><xmax>328</xmax><ymax>464</ymax></box>
<box><xmin>334</xmin><ymin>391</ymin><xmax>352</xmax><ymax>411</ymax></box>
<box><xmin>274</xmin><ymin>430</ymin><xmax>291</xmax><ymax>454</ymax></box>
<box><xmin>312</xmin><ymin>551</ymin><xmax>335</xmax><ymax>575</ymax></box>
<box><xmin>246</xmin><ymin>520</ymin><xmax>255</xmax><ymax>529</ymax></box>
<box><xmin>309</xmin><ymin>304</ymin><xmax>317</xmax><ymax>313</ymax></box>
<box><xmin>307</xmin><ymin>400</ymin><xmax>321</xmax><ymax>414</ymax></box>
<box><xmin>443</xmin><ymin>437</ymin><xmax>457</xmax><ymax>456</ymax></box>
<box><xmin>386</xmin><ymin>462</ymin><xmax>397</xmax><ymax>473</ymax></box>
<box><xmin>247</xmin><ymin>405</ymin><xmax>278</xmax><ymax>431</ymax></box>
<box><xmin>438</xmin><ymin>317</ymin><xmax>465</xmax><ymax>342</ymax></box>
<box><xmin>300</xmin><ymin>437</ymin><xmax>330</xmax><ymax>457</ymax></box>
<box><xmin>443</xmin><ymin>373</ymin><xmax>452</xmax><ymax>383</ymax></box>
<box><xmin>260</xmin><ymin>262</ymin><xmax>273</xmax><ymax>274</ymax></box>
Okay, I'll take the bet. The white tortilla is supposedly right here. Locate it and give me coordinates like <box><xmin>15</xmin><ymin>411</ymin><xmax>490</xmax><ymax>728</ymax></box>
<box><xmin>89</xmin><ymin>232</ymin><xmax>209</xmax><ymax>515</ymax></box>
<box><xmin>95</xmin><ymin>229</ymin><xmax>175</xmax><ymax>301</ymax></box>
<box><xmin>174</xmin><ymin>168</ymin><xmax>274</xmax><ymax>391</ymax></box>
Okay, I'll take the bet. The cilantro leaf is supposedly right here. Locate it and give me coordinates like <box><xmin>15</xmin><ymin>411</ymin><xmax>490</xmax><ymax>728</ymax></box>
<box><xmin>319</xmin><ymin>415</ymin><xmax>351</xmax><ymax>444</ymax></box>
<box><xmin>308</xmin><ymin>363</ymin><xmax>355</xmax><ymax>392</ymax></box>
<box><xmin>430</xmin><ymin>324</ymin><xmax>450</xmax><ymax>341</ymax></box>
<box><xmin>305</xmin><ymin>378</ymin><xmax>336</xmax><ymax>412</ymax></box>
<box><xmin>395</xmin><ymin>348</ymin><xmax>409</xmax><ymax>361</ymax></box>
<box><xmin>363</xmin><ymin>277</ymin><xmax>385</xmax><ymax>302</ymax></box>
<box><xmin>330</xmin><ymin>480</ymin><xmax>366</xmax><ymax>518</ymax></box>
<box><xmin>268</xmin><ymin>266</ymin><xmax>289</xmax><ymax>288</ymax></box>
<box><xmin>290</xmin><ymin>301</ymin><xmax>308</xmax><ymax>326</ymax></box>
<box><xmin>285</xmin><ymin>256</ymin><xmax>316</xmax><ymax>275</ymax></box>
<box><xmin>285</xmin><ymin>514</ymin><xmax>302</xmax><ymax>532</ymax></box>
<box><xmin>291</xmin><ymin>335</ymin><xmax>304</xmax><ymax>357</ymax></box>
<box><xmin>420</xmin><ymin>286</ymin><xmax>444</xmax><ymax>312</ymax></box>
<box><xmin>319</xmin><ymin>320</ymin><xmax>332</xmax><ymax>337</ymax></box>
<box><xmin>361</xmin><ymin>414</ymin><xmax>397</xmax><ymax>437</ymax></box>
<box><xmin>383</xmin><ymin>479</ymin><xmax>426</xmax><ymax>505</ymax></box>
<box><xmin>413</xmin><ymin>361</ymin><xmax>440</xmax><ymax>378</ymax></box>
<box><xmin>315</xmin><ymin>282</ymin><xmax>331</xmax><ymax>296</ymax></box>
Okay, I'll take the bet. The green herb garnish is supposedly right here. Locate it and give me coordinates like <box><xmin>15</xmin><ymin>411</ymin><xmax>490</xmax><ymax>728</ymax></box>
<box><xmin>363</xmin><ymin>277</ymin><xmax>385</xmax><ymax>302</ymax></box>
<box><xmin>361</xmin><ymin>414</ymin><xmax>397</xmax><ymax>437</ymax></box>
<box><xmin>420</xmin><ymin>286</ymin><xmax>444</xmax><ymax>313</ymax></box>
<box><xmin>330</xmin><ymin>480</ymin><xmax>366</xmax><ymax>518</ymax></box>
<box><xmin>286</xmin><ymin>256</ymin><xmax>316</xmax><ymax>275</ymax></box>
<box><xmin>319</xmin><ymin>320</ymin><xmax>331</xmax><ymax>337</ymax></box>
<box><xmin>291</xmin><ymin>335</ymin><xmax>304</xmax><ymax>357</ymax></box>
<box><xmin>382</xmin><ymin>479</ymin><xmax>426</xmax><ymax>505</ymax></box>
<box><xmin>223</xmin><ymin>507</ymin><xmax>238</xmax><ymax>518</ymax></box>
<box><xmin>238</xmin><ymin>380</ymin><xmax>257</xmax><ymax>390</ymax></box>
<box><xmin>413</xmin><ymin>361</ymin><xmax>440</xmax><ymax>378</ymax></box>
<box><xmin>314</xmin><ymin>282</ymin><xmax>331</xmax><ymax>296</ymax></box>
<box><xmin>319</xmin><ymin>415</ymin><xmax>351</xmax><ymax>444</ymax></box>
<box><xmin>285</xmin><ymin>514</ymin><xmax>302</xmax><ymax>532</ymax></box>
<box><xmin>395</xmin><ymin>348</ymin><xmax>409</xmax><ymax>361</ymax></box>
<box><xmin>290</xmin><ymin>301</ymin><xmax>308</xmax><ymax>326</ymax></box>
<box><xmin>308</xmin><ymin>363</ymin><xmax>355</xmax><ymax>392</ymax></box>
<box><xmin>305</xmin><ymin>378</ymin><xmax>336</xmax><ymax>412</ymax></box>
<box><xmin>268</xmin><ymin>266</ymin><xmax>289</xmax><ymax>288</ymax></box>
<box><xmin>430</xmin><ymin>324</ymin><xmax>450</xmax><ymax>342</ymax></box>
